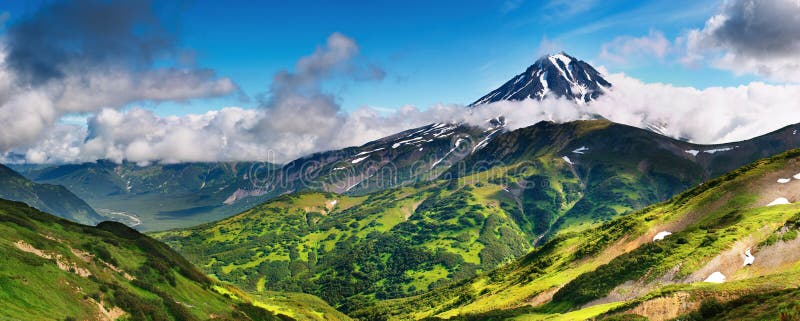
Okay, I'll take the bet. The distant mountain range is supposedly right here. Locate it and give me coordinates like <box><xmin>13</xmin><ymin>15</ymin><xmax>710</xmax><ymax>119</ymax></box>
<box><xmin>470</xmin><ymin>52</ymin><xmax>611</xmax><ymax>106</ymax></box>
<box><xmin>13</xmin><ymin>114</ymin><xmax>800</xmax><ymax>233</ymax></box>
<box><xmin>0</xmin><ymin>164</ymin><xmax>102</xmax><ymax>225</ymax></box>
<box><xmin>10</xmin><ymin>122</ymin><xmax>502</xmax><ymax>230</ymax></box>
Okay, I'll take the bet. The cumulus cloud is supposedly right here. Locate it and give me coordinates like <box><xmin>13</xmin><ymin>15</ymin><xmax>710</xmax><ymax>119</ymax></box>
<box><xmin>599</xmin><ymin>30</ymin><xmax>671</xmax><ymax>65</ymax></box>
<box><xmin>6</xmin><ymin>0</ymin><xmax>172</xmax><ymax>84</ymax></box>
<box><xmin>591</xmin><ymin>74</ymin><xmax>800</xmax><ymax>143</ymax></box>
<box><xmin>682</xmin><ymin>0</ymin><xmax>800</xmax><ymax>82</ymax></box>
<box><xmin>0</xmin><ymin>0</ymin><xmax>236</xmax><ymax>151</ymax></box>
<box><xmin>4</xmin><ymin>2</ymin><xmax>800</xmax><ymax>165</ymax></box>
<box><xmin>250</xmin><ymin>32</ymin><xmax>390</xmax><ymax>161</ymax></box>
<box><xmin>5</xmin><ymin>32</ymin><xmax>401</xmax><ymax>164</ymax></box>
<box><xmin>463</xmin><ymin>75</ymin><xmax>800</xmax><ymax>145</ymax></box>
<box><xmin>10</xmin><ymin>70</ymin><xmax>800</xmax><ymax>165</ymax></box>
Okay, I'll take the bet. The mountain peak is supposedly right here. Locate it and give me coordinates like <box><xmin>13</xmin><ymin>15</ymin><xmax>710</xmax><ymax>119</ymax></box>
<box><xmin>470</xmin><ymin>52</ymin><xmax>611</xmax><ymax>106</ymax></box>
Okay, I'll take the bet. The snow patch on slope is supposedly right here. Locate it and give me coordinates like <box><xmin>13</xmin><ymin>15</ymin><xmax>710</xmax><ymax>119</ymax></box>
<box><xmin>572</xmin><ymin>146</ymin><xmax>589</xmax><ymax>154</ymax></box>
<box><xmin>653</xmin><ymin>231</ymin><xmax>672</xmax><ymax>242</ymax></box>
<box><xmin>704</xmin><ymin>272</ymin><xmax>726</xmax><ymax>283</ymax></box>
<box><xmin>351</xmin><ymin>155</ymin><xmax>369</xmax><ymax>164</ymax></box>
<box><xmin>767</xmin><ymin>197</ymin><xmax>791</xmax><ymax>206</ymax></box>
<box><xmin>743</xmin><ymin>248</ymin><xmax>754</xmax><ymax>266</ymax></box>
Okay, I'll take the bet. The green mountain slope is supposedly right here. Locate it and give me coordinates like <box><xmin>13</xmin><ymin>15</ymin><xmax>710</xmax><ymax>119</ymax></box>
<box><xmin>452</xmin><ymin>119</ymin><xmax>800</xmax><ymax>236</ymax></box>
<box><xmin>153</xmin><ymin>170</ymin><xmax>573</xmax><ymax>309</ymax></box>
<box><xmin>355</xmin><ymin>148</ymin><xmax>800</xmax><ymax>320</ymax></box>
<box><xmin>153</xmin><ymin>120</ymin><xmax>800</xmax><ymax>313</ymax></box>
<box><xmin>13</xmin><ymin>123</ymin><xmax>493</xmax><ymax>231</ymax></box>
<box><xmin>0</xmin><ymin>164</ymin><xmax>103</xmax><ymax>225</ymax></box>
<box><xmin>0</xmin><ymin>198</ymin><xmax>347</xmax><ymax>321</ymax></box>
<box><xmin>17</xmin><ymin>120</ymin><xmax>800</xmax><ymax>233</ymax></box>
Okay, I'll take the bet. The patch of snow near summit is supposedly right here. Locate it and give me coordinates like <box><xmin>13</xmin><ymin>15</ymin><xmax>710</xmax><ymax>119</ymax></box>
<box><xmin>704</xmin><ymin>272</ymin><xmax>726</xmax><ymax>283</ymax></box>
<box><xmin>572</xmin><ymin>146</ymin><xmax>589</xmax><ymax>154</ymax></box>
<box><xmin>653</xmin><ymin>231</ymin><xmax>672</xmax><ymax>241</ymax></box>
<box><xmin>430</xmin><ymin>138</ymin><xmax>466</xmax><ymax>169</ymax></box>
<box><xmin>351</xmin><ymin>156</ymin><xmax>369</xmax><ymax>164</ymax></box>
<box><xmin>685</xmin><ymin>150</ymin><xmax>699</xmax><ymax>156</ymax></box>
<box><xmin>354</xmin><ymin>148</ymin><xmax>384</xmax><ymax>156</ymax></box>
<box><xmin>794</xmin><ymin>173</ymin><xmax>800</xmax><ymax>180</ymax></box>
<box><xmin>767</xmin><ymin>197</ymin><xmax>791</xmax><ymax>206</ymax></box>
<box><xmin>704</xmin><ymin>146</ymin><xmax>736</xmax><ymax>154</ymax></box>
<box><xmin>392</xmin><ymin>136</ymin><xmax>425</xmax><ymax>148</ymax></box>
<box><xmin>562</xmin><ymin>156</ymin><xmax>573</xmax><ymax>165</ymax></box>
<box><xmin>778</xmin><ymin>178</ymin><xmax>791</xmax><ymax>184</ymax></box>
<box><xmin>472</xmin><ymin>126</ymin><xmax>504</xmax><ymax>153</ymax></box>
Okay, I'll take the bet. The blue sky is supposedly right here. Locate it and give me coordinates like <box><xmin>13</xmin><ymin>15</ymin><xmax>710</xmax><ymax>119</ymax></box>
<box><xmin>1</xmin><ymin>0</ymin><xmax>759</xmax><ymax>117</ymax></box>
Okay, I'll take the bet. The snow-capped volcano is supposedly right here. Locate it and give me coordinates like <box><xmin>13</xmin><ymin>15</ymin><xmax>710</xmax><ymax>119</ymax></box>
<box><xmin>470</xmin><ymin>52</ymin><xmax>611</xmax><ymax>106</ymax></box>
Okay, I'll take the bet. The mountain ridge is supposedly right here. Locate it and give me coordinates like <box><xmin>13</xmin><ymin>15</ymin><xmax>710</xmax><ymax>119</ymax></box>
<box><xmin>0</xmin><ymin>163</ymin><xmax>103</xmax><ymax>225</ymax></box>
<box><xmin>470</xmin><ymin>52</ymin><xmax>611</xmax><ymax>106</ymax></box>
<box><xmin>0</xmin><ymin>197</ymin><xmax>322</xmax><ymax>320</ymax></box>
<box><xmin>152</xmin><ymin>119</ymin><xmax>800</xmax><ymax>314</ymax></box>
<box><xmin>353</xmin><ymin>147</ymin><xmax>800</xmax><ymax>320</ymax></box>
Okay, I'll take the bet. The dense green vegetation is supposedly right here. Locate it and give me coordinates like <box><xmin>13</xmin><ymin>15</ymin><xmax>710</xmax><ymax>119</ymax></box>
<box><xmin>676</xmin><ymin>288</ymin><xmax>800</xmax><ymax>320</ymax></box>
<box><xmin>156</xmin><ymin>120</ymin><xmax>751</xmax><ymax>311</ymax></box>
<box><xmin>349</xmin><ymin>148</ymin><xmax>800</xmax><ymax>320</ymax></box>
<box><xmin>8</xmin><ymin>120</ymin><xmax>800</xmax><ymax>320</ymax></box>
<box><xmin>0</xmin><ymin>198</ymin><xmax>347</xmax><ymax>320</ymax></box>
<box><xmin>154</xmin><ymin>181</ymin><xmax>542</xmax><ymax>309</ymax></box>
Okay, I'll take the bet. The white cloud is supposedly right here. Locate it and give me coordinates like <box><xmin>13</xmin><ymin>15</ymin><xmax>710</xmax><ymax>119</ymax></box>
<box><xmin>52</xmin><ymin>68</ymin><xmax>236</xmax><ymax>113</ymax></box>
<box><xmin>590</xmin><ymin>73</ymin><xmax>800</xmax><ymax>143</ymax></box>
<box><xmin>0</xmin><ymin>52</ymin><xmax>237</xmax><ymax>151</ymax></box>
<box><xmin>599</xmin><ymin>30</ymin><xmax>671</xmax><ymax>65</ymax></box>
<box><xmin>10</xmin><ymin>70</ymin><xmax>800</xmax><ymax>165</ymax></box>
<box><xmin>682</xmin><ymin>0</ymin><xmax>800</xmax><ymax>82</ymax></box>
<box><xmin>0</xmin><ymin>0</ymin><xmax>238</xmax><ymax>152</ymax></box>
<box><xmin>0</xmin><ymin>90</ymin><xmax>58</xmax><ymax>152</ymax></box>
<box><xmin>2</xmin><ymin>32</ymin><xmax>394</xmax><ymax>164</ymax></box>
